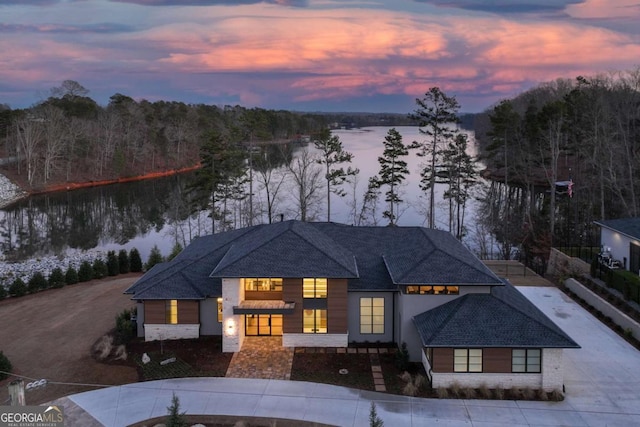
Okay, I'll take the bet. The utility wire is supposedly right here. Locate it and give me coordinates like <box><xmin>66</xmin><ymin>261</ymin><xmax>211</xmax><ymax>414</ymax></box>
<box><xmin>0</xmin><ymin>370</ymin><xmax>112</xmax><ymax>389</ymax></box>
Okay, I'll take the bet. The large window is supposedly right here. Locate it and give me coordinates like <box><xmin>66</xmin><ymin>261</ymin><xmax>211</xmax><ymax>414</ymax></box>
<box><xmin>303</xmin><ymin>278</ymin><xmax>327</xmax><ymax>298</ymax></box>
<box><xmin>244</xmin><ymin>278</ymin><xmax>283</xmax><ymax>292</ymax></box>
<box><xmin>166</xmin><ymin>300</ymin><xmax>178</xmax><ymax>324</ymax></box>
<box><xmin>454</xmin><ymin>349</ymin><xmax>482</xmax><ymax>372</ymax></box>
<box><xmin>360</xmin><ymin>297</ymin><xmax>384</xmax><ymax>334</ymax></box>
<box><xmin>512</xmin><ymin>349</ymin><xmax>541</xmax><ymax>373</ymax></box>
<box><xmin>303</xmin><ymin>309</ymin><xmax>327</xmax><ymax>333</ymax></box>
<box><xmin>405</xmin><ymin>285</ymin><xmax>459</xmax><ymax>295</ymax></box>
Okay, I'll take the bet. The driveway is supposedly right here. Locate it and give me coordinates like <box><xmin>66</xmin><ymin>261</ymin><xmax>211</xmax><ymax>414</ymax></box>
<box><xmin>63</xmin><ymin>285</ymin><xmax>640</xmax><ymax>426</ymax></box>
<box><xmin>0</xmin><ymin>275</ymin><xmax>140</xmax><ymax>404</ymax></box>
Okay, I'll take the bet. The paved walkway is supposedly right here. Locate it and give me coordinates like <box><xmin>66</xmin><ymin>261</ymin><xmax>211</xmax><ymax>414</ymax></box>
<box><xmin>60</xmin><ymin>286</ymin><xmax>640</xmax><ymax>426</ymax></box>
<box><xmin>225</xmin><ymin>337</ymin><xmax>294</xmax><ymax>380</ymax></box>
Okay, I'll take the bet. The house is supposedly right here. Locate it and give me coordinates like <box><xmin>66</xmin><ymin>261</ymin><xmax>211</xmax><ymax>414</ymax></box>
<box><xmin>595</xmin><ymin>218</ymin><xmax>640</xmax><ymax>274</ymax></box>
<box><xmin>125</xmin><ymin>220</ymin><xmax>579</xmax><ymax>391</ymax></box>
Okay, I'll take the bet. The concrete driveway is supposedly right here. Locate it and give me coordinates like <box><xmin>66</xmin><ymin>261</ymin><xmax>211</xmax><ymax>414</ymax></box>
<box><xmin>62</xmin><ymin>286</ymin><xmax>640</xmax><ymax>426</ymax></box>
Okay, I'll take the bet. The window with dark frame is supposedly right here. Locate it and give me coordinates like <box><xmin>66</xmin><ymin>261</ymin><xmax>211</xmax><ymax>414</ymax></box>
<box><xmin>512</xmin><ymin>349</ymin><xmax>541</xmax><ymax>373</ymax></box>
<box><xmin>405</xmin><ymin>285</ymin><xmax>459</xmax><ymax>295</ymax></box>
<box><xmin>360</xmin><ymin>297</ymin><xmax>384</xmax><ymax>334</ymax></box>
<box><xmin>454</xmin><ymin>348</ymin><xmax>482</xmax><ymax>372</ymax></box>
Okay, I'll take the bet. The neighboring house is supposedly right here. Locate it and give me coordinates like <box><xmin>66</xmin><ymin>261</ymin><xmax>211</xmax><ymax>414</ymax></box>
<box><xmin>595</xmin><ymin>218</ymin><xmax>640</xmax><ymax>274</ymax></box>
<box><xmin>125</xmin><ymin>220</ymin><xmax>579</xmax><ymax>391</ymax></box>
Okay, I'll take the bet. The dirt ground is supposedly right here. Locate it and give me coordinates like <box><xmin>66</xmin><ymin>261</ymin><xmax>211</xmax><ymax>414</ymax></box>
<box><xmin>0</xmin><ymin>274</ymin><xmax>141</xmax><ymax>405</ymax></box>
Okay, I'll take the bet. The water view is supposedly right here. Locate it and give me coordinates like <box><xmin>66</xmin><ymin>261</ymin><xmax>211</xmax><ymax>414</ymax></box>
<box><xmin>0</xmin><ymin>126</ymin><xmax>483</xmax><ymax>263</ymax></box>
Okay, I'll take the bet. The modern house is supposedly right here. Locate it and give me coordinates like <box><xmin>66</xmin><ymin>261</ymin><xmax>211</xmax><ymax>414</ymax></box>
<box><xmin>125</xmin><ymin>220</ymin><xmax>578</xmax><ymax>391</ymax></box>
<box><xmin>595</xmin><ymin>218</ymin><xmax>640</xmax><ymax>274</ymax></box>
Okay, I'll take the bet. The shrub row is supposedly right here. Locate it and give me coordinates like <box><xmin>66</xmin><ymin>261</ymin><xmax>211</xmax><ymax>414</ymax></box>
<box><xmin>0</xmin><ymin>248</ymin><xmax>144</xmax><ymax>300</ymax></box>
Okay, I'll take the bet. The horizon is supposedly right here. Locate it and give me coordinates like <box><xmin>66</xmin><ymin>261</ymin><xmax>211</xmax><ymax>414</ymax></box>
<box><xmin>1</xmin><ymin>0</ymin><xmax>639</xmax><ymax>113</ymax></box>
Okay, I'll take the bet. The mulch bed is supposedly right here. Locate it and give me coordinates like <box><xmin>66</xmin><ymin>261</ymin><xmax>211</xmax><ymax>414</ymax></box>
<box><xmin>126</xmin><ymin>336</ymin><xmax>233</xmax><ymax>380</ymax></box>
<box><xmin>291</xmin><ymin>352</ymin><xmax>374</xmax><ymax>390</ymax></box>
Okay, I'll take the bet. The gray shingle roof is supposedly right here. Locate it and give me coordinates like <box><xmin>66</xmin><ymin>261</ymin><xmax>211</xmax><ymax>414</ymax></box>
<box><xmin>412</xmin><ymin>281</ymin><xmax>580</xmax><ymax>348</ymax></box>
<box><xmin>595</xmin><ymin>218</ymin><xmax>640</xmax><ymax>240</ymax></box>
<box><xmin>211</xmin><ymin>221</ymin><xmax>358</xmax><ymax>278</ymax></box>
<box><xmin>126</xmin><ymin>220</ymin><xmax>504</xmax><ymax>299</ymax></box>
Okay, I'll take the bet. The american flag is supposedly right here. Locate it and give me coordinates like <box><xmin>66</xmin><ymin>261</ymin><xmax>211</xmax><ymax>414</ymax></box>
<box><xmin>568</xmin><ymin>179</ymin><xmax>574</xmax><ymax>198</ymax></box>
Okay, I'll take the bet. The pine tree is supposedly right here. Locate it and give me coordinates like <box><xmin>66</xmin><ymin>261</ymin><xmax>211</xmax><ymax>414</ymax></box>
<box><xmin>65</xmin><ymin>266</ymin><xmax>79</xmax><ymax>285</ymax></box>
<box><xmin>409</xmin><ymin>87</ymin><xmax>461</xmax><ymax>229</ymax></box>
<box><xmin>9</xmin><ymin>278</ymin><xmax>27</xmax><ymax>297</ymax></box>
<box><xmin>146</xmin><ymin>245</ymin><xmax>164</xmax><ymax>271</ymax></box>
<box><xmin>166</xmin><ymin>393</ymin><xmax>187</xmax><ymax>427</ymax></box>
<box><xmin>92</xmin><ymin>258</ymin><xmax>108</xmax><ymax>279</ymax></box>
<box><xmin>28</xmin><ymin>272</ymin><xmax>48</xmax><ymax>293</ymax></box>
<box><xmin>129</xmin><ymin>248</ymin><xmax>143</xmax><ymax>272</ymax></box>
<box><xmin>107</xmin><ymin>250</ymin><xmax>120</xmax><ymax>276</ymax></box>
<box><xmin>78</xmin><ymin>261</ymin><xmax>94</xmax><ymax>282</ymax></box>
<box><xmin>118</xmin><ymin>249</ymin><xmax>130</xmax><ymax>274</ymax></box>
<box><xmin>372</xmin><ymin>128</ymin><xmax>410</xmax><ymax>225</ymax></box>
<box><xmin>48</xmin><ymin>267</ymin><xmax>66</xmax><ymax>289</ymax></box>
<box><xmin>369</xmin><ymin>402</ymin><xmax>384</xmax><ymax>427</ymax></box>
<box><xmin>167</xmin><ymin>242</ymin><xmax>183</xmax><ymax>261</ymax></box>
<box><xmin>441</xmin><ymin>133</ymin><xmax>477</xmax><ymax>239</ymax></box>
<box><xmin>313</xmin><ymin>128</ymin><xmax>358</xmax><ymax>221</ymax></box>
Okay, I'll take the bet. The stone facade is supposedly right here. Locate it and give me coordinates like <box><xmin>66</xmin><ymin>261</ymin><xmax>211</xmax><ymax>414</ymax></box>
<box><xmin>222</xmin><ymin>278</ymin><xmax>245</xmax><ymax>352</ymax></box>
<box><xmin>282</xmin><ymin>333</ymin><xmax>348</xmax><ymax>347</ymax></box>
<box><xmin>145</xmin><ymin>324</ymin><xmax>199</xmax><ymax>341</ymax></box>
<box><xmin>429</xmin><ymin>348</ymin><xmax>564</xmax><ymax>391</ymax></box>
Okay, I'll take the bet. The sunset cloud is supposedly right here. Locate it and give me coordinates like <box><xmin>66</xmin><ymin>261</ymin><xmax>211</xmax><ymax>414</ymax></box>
<box><xmin>0</xmin><ymin>0</ymin><xmax>638</xmax><ymax>112</ymax></box>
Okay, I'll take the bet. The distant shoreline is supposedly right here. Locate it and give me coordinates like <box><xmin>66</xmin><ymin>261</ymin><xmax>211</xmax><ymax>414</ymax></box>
<box><xmin>0</xmin><ymin>164</ymin><xmax>201</xmax><ymax>208</ymax></box>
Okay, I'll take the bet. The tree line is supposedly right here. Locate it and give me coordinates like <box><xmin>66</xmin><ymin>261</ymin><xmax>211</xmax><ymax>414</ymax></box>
<box><xmin>0</xmin><ymin>80</ymin><xmax>329</xmax><ymax>189</ymax></box>
<box><xmin>473</xmin><ymin>67</ymin><xmax>640</xmax><ymax>261</ymax></box>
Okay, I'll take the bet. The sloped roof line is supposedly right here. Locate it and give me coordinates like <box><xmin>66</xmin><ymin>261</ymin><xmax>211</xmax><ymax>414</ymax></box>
<box><xmin>299</xmin><ymin>223</ymin><xmax>358</xmax><ymax>276</ymax></box>
<box><xmin>124</xmin><ymin>260</ymin><xmax>189</xmax><ymax>296</ymax></box>
<box><xmin>492</xmin><ymin>283</ymin><xmax>574</xmax><ymax>343</ymax></box>
<box><xmin>210</xmin><ymin>222</ymin><xmax>291</xmax><ymax>276</ymax></box>
<box><xmin>403</xmin><ymin>228</ymin><xmax>502</xmax><ymax>284</ymax></box>
<box><xmin>415</xmin><ymin>297</ymin><xmax>468</xmax><ymax>346</ymax></box>
<box><xmin>212</xmin><ymin>221</ymin><xmax>358</xmax><ymax>277</ymax></box>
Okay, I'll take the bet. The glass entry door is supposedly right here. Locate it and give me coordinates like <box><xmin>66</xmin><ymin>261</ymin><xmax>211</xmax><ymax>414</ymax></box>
<box><xmin>245</xmin><ymin>315</ymin><xmax>283</xmax><ymax>336</ymax></box>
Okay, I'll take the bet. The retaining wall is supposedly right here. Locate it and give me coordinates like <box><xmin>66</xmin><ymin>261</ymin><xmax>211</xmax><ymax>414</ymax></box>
<box><xmin>564</xmin><ymin>278</ymin><xmax>640</xmax><ymax>339</ymax></box>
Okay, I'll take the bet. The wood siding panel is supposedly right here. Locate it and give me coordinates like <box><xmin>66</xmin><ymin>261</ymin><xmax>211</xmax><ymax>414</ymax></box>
<box><xmin>433</xmin><ymin>348</ymin><xmax>454</xmax><ymax>373</ymax></box>
<box><xmin>328</xmin><ymin>278</ymin><xmax>348</xmax><ymax>334</ymax></box>
<box><xmin>483</xmin><ymin>348</ymin><xmax>512</xmax><ymax>373</ymax></box>
<box><xmin>282</xmin><ymin>278</ymin><xmax>302</xmax><ymax>333</ymax></box>
<box><xmin>245</xmin><ymin>291</ymin><xmax>283</xmax><ymax>301</ymax></box>
<box><xmin>178</xmin><ymin>300</ymin><xmax>199</xmax><ymax>324</ymax></box>
<box><xmin>145</xmin><ymin>300</ymin><xmax>166</xmax><ymax>324</ymax></box>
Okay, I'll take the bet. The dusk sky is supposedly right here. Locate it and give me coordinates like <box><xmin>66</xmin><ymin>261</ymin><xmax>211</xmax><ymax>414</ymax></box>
<box><xmin>1</xmin><ymin>0</ymin><xmax>639</xmax><ymax>113</ymax></box>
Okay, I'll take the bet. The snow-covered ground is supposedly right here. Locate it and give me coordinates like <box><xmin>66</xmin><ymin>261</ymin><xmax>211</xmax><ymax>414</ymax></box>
<box><xmin>0</xmin><ymin>172</ymin><xmax>27</xmax><ymax>208</ymax></box>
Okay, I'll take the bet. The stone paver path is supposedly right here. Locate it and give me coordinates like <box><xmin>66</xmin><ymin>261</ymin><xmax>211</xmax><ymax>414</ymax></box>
<box><xmin>225</xmin><ymin>337</ymin><xmax>294</xmax><ymax>380</ymax></box>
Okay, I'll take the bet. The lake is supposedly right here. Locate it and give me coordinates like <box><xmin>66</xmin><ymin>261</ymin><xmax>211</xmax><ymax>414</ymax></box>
<box><xmin>0</xmin><ymin>126</ymin><xmax>484</xmax><ymax>263</ymax></box>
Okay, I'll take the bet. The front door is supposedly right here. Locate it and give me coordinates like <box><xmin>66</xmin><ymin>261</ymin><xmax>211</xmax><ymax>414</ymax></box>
<box><xmin>245</xmin><ymin>315</ymin><xmax>283</xmax><ymax>336</ymax></box>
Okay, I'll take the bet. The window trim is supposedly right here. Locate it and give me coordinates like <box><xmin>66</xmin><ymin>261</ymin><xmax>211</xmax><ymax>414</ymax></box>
<box><xmin>359</xmin><ymin>297</ymin><xmax>385</xmax><ymax>334</ymax></box>
<box><xmin>512</xmin><ymin>348</ymin><xmax>542</xmax><ymax>373</ymax></box>
<box><xmin>303</xmin><ymin>278</ymin><xmax>328</xmax><ymax>299</ymax></box>
<box><xmin>166</xmin><ymin>299</ymin><xmax>178</xmax><ymax>324</ymax></box>
<box><xmin>454</xmin><ymin>348</ymin><xmax>483</xmax><ymax>372</ymax></box>
<box><xmin>405</xmin><ymin>285</ymin><xmax>459</xmax><ymax>295</ymax></box>
<box><xmin>303</xmin><ymin>309</ymin><xmax>327</xmax><ymax>334</ymax></box>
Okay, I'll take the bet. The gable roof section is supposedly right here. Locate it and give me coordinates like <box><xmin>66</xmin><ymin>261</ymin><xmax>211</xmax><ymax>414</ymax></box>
<box><xmin>412</xmin><ymin>281</ymin><xmax>580</xmax><ymax>348</ymax></box>
<box><xmin>595</xmin><ymin>218</ymin><xmax>640</xmax><ymax>241</ymax></box>
<box><xmin>210</xmin><ymin>220</ymin><xmax>358</xmax><ymax>278</ymax></box>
